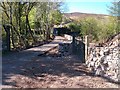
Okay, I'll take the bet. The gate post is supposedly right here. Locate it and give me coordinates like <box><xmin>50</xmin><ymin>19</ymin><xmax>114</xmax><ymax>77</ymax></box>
<box><xmin>3</xmin><ymin>25</ymin><xmax>11</xmax><ymax>51</ymax></box>
<box><xmin>85</xmin><ymin>35</ymin><xmax>88</xmax><ymax>62</ymax></box>
<box><xmin>72</xmin><ymin>35</ymin><xmax>76</xmax><ymax>54</ymax></box>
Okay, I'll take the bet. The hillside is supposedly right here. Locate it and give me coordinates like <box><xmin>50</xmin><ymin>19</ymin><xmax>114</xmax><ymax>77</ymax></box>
<box><xmin>63</xmin><ymin>12</ymin><xmax>109</xmax><ymax>20</ymax></box>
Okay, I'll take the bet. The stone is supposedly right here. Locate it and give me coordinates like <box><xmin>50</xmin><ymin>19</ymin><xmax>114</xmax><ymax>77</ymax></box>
<box><xmin>93</xmin><ymin>57</ymin><xmax>97</xmax><ymax>62</ymax></box>
<box><xmin>100</xmin><ymin>50</ymin><xmax>104</xmax><ymax>56</ymax></box>
<box><xmin>103</xmin><ymin>60</ymin><xmax>108</xmax><ymax>64</ymax></box>
<box><xmin>89</xmin><ymin>54</ymin><xmax>93</xmax><ymax>61</ymax></box>
<box><xmin>104</xmin><ymin>49</ymin><xmax>110</xmax><ymax>55</ymax></box>
<box><xmin>87</xmin><ymin>36</ymin><xmax>119</xmax><ymax>82</ymax></box>
<box><xmin>95</xmin><ymin>67</ymin><xmax>104</xmax><ymax>76</ymax></box>
<box><xmin>58</xmin><ymin>42</ymin><xmax>71</xmax><ymax>57</ymax></box>
<box><xmin>90</xmin><ymin>61</ymin><xmax>95</xmax><ymax>66</ymax></box>
<box><xmin>105</xmin><ymin>56</ymin><xmax>112</xmax><ymax>61</ymax></box>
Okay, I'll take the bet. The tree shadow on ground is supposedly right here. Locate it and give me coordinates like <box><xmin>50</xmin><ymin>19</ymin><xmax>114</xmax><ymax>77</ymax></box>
<box><xmin>2</xmin><ymin>48</ymin><xmax>95</xmax><ymax>87</ymax></box>
<box><xmin>2</xmin><ymin>48</ymin><xmax>119</xmax><ymax>87</ymax></box>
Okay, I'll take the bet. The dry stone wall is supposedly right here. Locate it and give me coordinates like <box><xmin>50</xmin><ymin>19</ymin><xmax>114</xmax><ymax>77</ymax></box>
<box><xmin>87</xmin><ymin>37</ymin><xmax>120</xmax><ymax>83</ymax></box>
<box><xmin>58</xmin><ymin>41</ymin><xmax>72</xmax><ymax>56</ymax></box>
<box><xmin>58</xmin><ymin>34</ymin><xmax>120</xmax><ymax>83</ymax></box>
<box><xmin>58</xmin><ymin>34</ymin><xmax>72</xmax><ymax>56</ymax></box>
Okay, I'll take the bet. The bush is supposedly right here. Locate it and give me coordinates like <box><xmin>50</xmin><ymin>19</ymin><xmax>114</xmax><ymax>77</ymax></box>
<box><xmin>68</xmin><ymin>22</ymin><xmax>81</xmax><ymax>32</ymax></box>
<box><xmin>76</xmin><ymin>16</ymin><xmax>118</xmax><ymax>43</ymax></box>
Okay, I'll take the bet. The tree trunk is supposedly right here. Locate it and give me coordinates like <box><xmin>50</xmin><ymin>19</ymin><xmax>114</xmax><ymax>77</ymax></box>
<box><xmin>46</xmin><ymin>24</ymin><xmax>50</xmax><ymax>40</ymax></box>
<box><xmin>18</xmin><ymin>2</ymin><xmax>22</xmax><ymax>34</ymax></box>
<box><xmin>11</xmin><ymin>23</ymin><xmax>28</xmax><ymax>48</ymax></box>
<box><xmin>46</xmin><ymin>2</ymin><xmax>51</xmax><ymax>40</ymax></box>
<box><xmin>26</xmin><ymin>14</ymin><xmax>36</xmax><ymax>43</ymax></box>
<box><xmin>10</xmin><ymin>3</ymin><xmax>15</xmax><ymax>49</ymax></box>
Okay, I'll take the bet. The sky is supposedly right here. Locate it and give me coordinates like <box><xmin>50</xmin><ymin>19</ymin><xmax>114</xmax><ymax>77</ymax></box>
<box><xmin>64</xmin><ymin>0</ymin><xmax>114</xmax><ymax>15</ymax></box>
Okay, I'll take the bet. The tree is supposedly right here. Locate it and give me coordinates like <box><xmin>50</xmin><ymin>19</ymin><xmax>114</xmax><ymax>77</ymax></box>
<box><xmin>68</xmin><ymin>22</ymin><xmax>81</xmax><ymax>32</ymax></box>
<box><xmin>1</xmin><ymin>1</ymin><xmax>65</xmax><ymax>51</ymax></box>
<box><xmin>108</xmin><ymin>1</ymin><xmax>120</xmax><ymax>33</ymax></box>
<box><xmin>1</xmin><ymin>2</ymin><xmax>28</xmax><ymax>49</ymax></box>
<box><xmin>109</xmin><ymin>1</ymin><xmax>120</xmax><ymax>16</ymax></box>
<box><xmin>35</xmin><ymin>2</ymin><xmax>63</xmax><ymax>40</ymax></box>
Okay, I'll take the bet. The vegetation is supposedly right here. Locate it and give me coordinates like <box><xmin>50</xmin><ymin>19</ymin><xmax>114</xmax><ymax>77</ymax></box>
<box><xmin>1</xmin><ymin>1</ymin><xmax>120</xmax><ymax>51</ymax></box>
<box><xmin>108</xmin><ymin>1</ymin><xmax>120</xmax><ymax>33</ymax></box>
<box><xmin>1</xmin><ymin>2</ymin><xmax>64</xmax><ymax>51</ymax></box>
<box><xmin>67</xmin><ymin>1</ymin><xmax>120</xmax><ymax>43</ymax></box>
<box><xmin>67</xmin><ymin>16</ymin><xmax>119</xmax><ymax>43</ymax></box>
